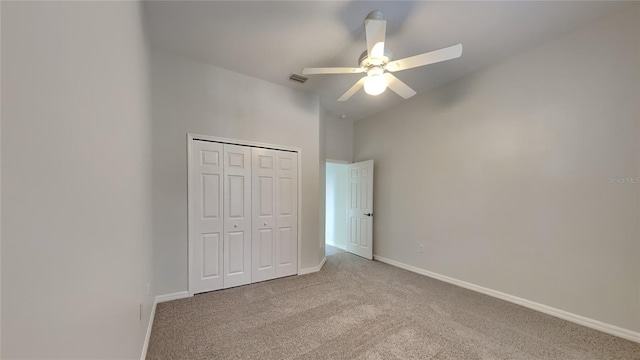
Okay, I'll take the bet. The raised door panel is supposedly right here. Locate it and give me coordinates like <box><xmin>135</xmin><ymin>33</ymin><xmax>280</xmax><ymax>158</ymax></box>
<box><xmin>349</xmin><ymin>169</ymin><xmax>359</xmax><ymax>248</ymax></box>
<box><xmin>202</xmin><ymin>233</ymin><xmax>221</xmax><ymax>278</ymax></box>
<box><xmin>275</xmin><ymin>151</ymin><xmax>298</xmax><ymax>278</ymax></box>
<box><xmin>252</xmin><ymin>148</ymin><xmax>277</xmax><ymax>282</ymax></box>
<box><xmin>227</xmin><ymin>231</ymin><xmax>245</xmax><ymax>274</ymax></box>
<box><xmin>259</xmin><ymin>178</ymin><xmax>274</xmax><ymax>216</ymax></box>
<box><xmin>223</xmin><ymin>144</ymin><xmax>252</xmax><ymax>289</ymax></box>
<box><xmin>278</xmin><ymin>227</ymin><xmax>292</xmax><ymax>265</ymax></box>
<box><xmin>349</xmin><ymin>217</ymin><xmax>358</xmax><ymax>247</ymax></box>
<box><xmin>190</xmin><ymin>140</ymin><xmax>224</xmax><ymax>293</ymax></box>
<box><xmin>228</xmin><ymin>175</ymin><xmax>246</xmax><ymax>218</ymax></box>
<box><xmin>258</xmin><ymin>229</ymin><xmax>274</xmax><ymax>268</ymax></box>
<box><xmin>202</xmin><ymin>174</ymin><xmax>221</xmax><ymax>219</ymax></box>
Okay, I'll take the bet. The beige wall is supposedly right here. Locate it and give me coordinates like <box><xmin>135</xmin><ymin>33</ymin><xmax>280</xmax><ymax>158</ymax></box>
<box><xmin>325</xmin><ymin>117</ymin><xmax>353</xmax><ymax>163</ymax></box>
<box><xmin>354</xmin><ymin>5</ymin><xmax>640</xmax><ymax>332</ymax></box>
<box><xmin>2</xmin><ymin>2</ymin><xmax>154</xmax><ymax>358</ymax></box>
<box><xmin>150</xmin><ymin>50</ymin><xmax>323</xmax><ymax>295</ymax></box>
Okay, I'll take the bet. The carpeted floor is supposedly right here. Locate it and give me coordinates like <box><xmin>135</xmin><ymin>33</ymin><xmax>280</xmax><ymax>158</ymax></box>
<box><xmin>325</xmin><ymin>244</ymin><xmax>346</xmax><ymax>256</ymax></box>
<box><xmin>147</xmin><ymin>253</ymin><xmax>640</xmax><ymax>359</ymax></box>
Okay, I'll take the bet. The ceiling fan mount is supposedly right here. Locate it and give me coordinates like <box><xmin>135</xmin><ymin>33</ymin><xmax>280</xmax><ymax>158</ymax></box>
<box><xmin>358</xmin><ymin>49</ymin><xmax>393</xmax><ymax>68</ymax></box>
<box><xmin>302</xmin><ymin>10</ymin><xmax>463</xmax><ymax>102</ymax></box>
<box><xmin>366</xmin><ymin>10</ymin><xmax>384</xmax><ymax>21</ymax></box>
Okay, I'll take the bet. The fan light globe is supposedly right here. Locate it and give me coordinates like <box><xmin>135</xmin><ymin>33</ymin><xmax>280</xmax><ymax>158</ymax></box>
<box><xmin>364</xmin><ymin>74</ymin><xmax>387</xmax><ymax>96</ymax></box>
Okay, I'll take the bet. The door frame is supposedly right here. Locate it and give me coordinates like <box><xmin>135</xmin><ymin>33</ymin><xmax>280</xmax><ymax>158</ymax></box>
<box><xmin>187</xmin><ymin>133</ymin><xmax>303</xmax><ymax>296</ymax></box>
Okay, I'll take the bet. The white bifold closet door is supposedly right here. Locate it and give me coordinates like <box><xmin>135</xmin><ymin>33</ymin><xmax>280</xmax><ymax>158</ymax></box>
<box><xmin>223</xmin><ymin>144</ymin><xmax>252</xmax><ymax>289</ymax></box>
<box><xmin>251</xmin><ymin>148</ymin><xmax>299</xmax><ymax>281</ymax></box>
<box><xmin>190</xmin><ymin>140</ymin><xmax>224</xmax><ymax>294</ymax></box>
<box><xmin>190</xmin><ymin>139</ymin><xmax>297</xmax><ymax>294</ymax></box>
<box><xmin>274</xmin><ymin>151</ymin><xmax>298</xmax><ymax>278</ymax></box>
<box><xmin>251</xmin><ymin>148</ymin><xmax>277</xmax><ymax>282</ymax></box>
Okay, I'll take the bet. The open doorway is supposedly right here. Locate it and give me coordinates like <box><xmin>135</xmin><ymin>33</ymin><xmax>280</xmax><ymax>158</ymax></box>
<box><xmin>325</xmin><ymin>161</ymin><xmax>348</xmax><ymax>256</ymax></box>
<box><xmin>326</xmin><ymin>160</ymin><xmax>375</xmax><ymax>259</ymax></box>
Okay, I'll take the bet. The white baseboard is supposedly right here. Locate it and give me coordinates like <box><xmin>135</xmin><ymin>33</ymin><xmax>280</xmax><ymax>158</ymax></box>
<box><xmin>156</xmin><ymin>291</ymin><xmax>190</xmax><ymax>303</ymax></box>
<box><xmin>140</xmin><ymin>291</ymin><xmax>192</xmax><ymax>360</ymax></box>
<box><xmin>299</xmin><ymin>257</ymin><xmax>327</xmax><ymax>275</ymax></box>
<box><xmin>140</xmin><ymin>297</ymin><xmax>157</xmax><ymax>360</ymax></box>
<box><xmin>373</xmin><ymin>255</ymin><xmax>640</xmax><ymax>344</ymax></box>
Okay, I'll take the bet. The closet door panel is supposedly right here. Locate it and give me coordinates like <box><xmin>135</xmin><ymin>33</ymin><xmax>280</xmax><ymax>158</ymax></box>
<box><xmin>275</xmin><ymin>151</ymin><xmax>298</xmax><ymax>278</ymax></box>
<box><xmin>252</xmin><ymin>148</ymin><xmax>277</xmax><ymax>282</ymax></box>
<box><xmin>223</xmin><ymin>144</ymin><xmax>252</xmax><ymax>288</ymax></box>
<box><xmin>190</xmin><ymin>141</ymin><xmax>224</xmax><ymax>293</ymax></box>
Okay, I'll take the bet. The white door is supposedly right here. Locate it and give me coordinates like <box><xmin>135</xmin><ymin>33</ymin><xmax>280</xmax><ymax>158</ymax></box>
<box><xmin>223</xmin><ymin>144</ymin><xmax>252</xmax><ymax>288</ymax></box>
<box><xmin>189</xmin><ymin>140</ymin><xmax>224</xmax><ymax>293</ymax></box>
<box><xmin>275</xmin><ymin>151</ymin><xmax>298</xmax><ymax>278</ymax></box>
<box><xmin>251</xmin><ymin>148</ymin><xmax>277</xmax><ymax>282</ymax></box>
<box><xmin>347</xmin><ymin>160</ymin><xmax>374</xmax><ymax>260</ymax></box>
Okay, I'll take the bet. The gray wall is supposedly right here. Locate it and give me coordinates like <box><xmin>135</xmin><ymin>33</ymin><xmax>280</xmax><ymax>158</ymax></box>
<box><xmin>325</xmin><ymin>117</ymin><xmax>353</xmax><ymax>163</ymax></box>
<box><xmin>1</xmin><ymin>2</ymin><xmax>3</xmax><ymax>355</ymax></box>
<box><xmin>2</xmin><ymin>2</ymin><xmax>154</xmax><ymax>358</ymax></box>
<box><xmin>150</xmin><ymin>50</ymin><xmax>323</xmax><ymax>295</ymax></box>
<box><xmin>354</xmin><ymin>5</ymin><xmax>640</xmax><ymax>332</ymax></box>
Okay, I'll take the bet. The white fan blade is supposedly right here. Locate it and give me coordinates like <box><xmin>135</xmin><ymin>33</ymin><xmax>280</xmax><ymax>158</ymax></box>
<box><xmin>386</xmin><ymin>44</ymin><xmax>463</xmax><ymax>72</ymax></box>
<box><xmin>338</xmin><ymin>77</ymin><xmax>367</xmax><ymax>101</ymax></box>
<box><xmin>385</xmin><ymin>73</ymin><xmax>416</xmax><ymax>99</ymax></box>
<box><xmin>302</xmin><ymin>67</ymin><xmax>364</xmax><ymax>75</ymax></box>
<box><xmin>365</xmin><ymin>19</ymin><xmax>386</xmax><ymax>59</ymax></box>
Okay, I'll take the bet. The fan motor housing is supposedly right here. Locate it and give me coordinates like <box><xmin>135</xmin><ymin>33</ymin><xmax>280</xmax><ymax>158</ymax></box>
<box><xmin>359</xmin><ymin>49</ymin><xmax>393</xmax><ymax>68</ymax></box>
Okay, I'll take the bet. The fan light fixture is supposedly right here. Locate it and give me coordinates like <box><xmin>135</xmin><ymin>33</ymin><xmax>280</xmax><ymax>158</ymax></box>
<box><xmin>302</xmin><ymin>10</ymin><xmax>463</xmax><ymax>102</ymax></box>
<box><xmin>363</xmin><ymin>67</ymin><xmax>387</xmax><ymax>96</ymax></box>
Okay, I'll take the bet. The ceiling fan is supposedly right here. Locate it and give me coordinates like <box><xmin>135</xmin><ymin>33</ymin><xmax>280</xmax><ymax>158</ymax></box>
<box><xmin>302</xmin><ymin>10</ymin><xmax>463</xmax><ymax>102</ymax></box>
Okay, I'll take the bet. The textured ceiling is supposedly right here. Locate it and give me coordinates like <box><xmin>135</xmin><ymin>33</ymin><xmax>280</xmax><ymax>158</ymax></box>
<box><xmin>143</xmin><ymin>1</ymin><xmax>625</xmax><ymax>122</ymax></box>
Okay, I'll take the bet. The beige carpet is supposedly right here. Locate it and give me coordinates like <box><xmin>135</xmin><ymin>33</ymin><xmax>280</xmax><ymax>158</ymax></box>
<box><xmin>147</xmin><ymin>253</ymin><xmax>640</xmax><ymax>359</ymax></box>
<box><xmin>325</xmin><ymin>244</ymin><xmax>346</xmax><ymax>256</ymax></box>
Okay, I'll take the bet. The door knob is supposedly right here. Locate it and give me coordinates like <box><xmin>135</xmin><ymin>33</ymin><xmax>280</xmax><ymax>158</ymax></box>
<box><xmin>364</xmin><ymin>213</ymin><xmax>373</xmax><ymax>217</ymax></box>
<box><xmin>264</xmin><ymin>222</ymin><xmax>267</xmax><ymax>226</ymax></box>
<box><xmin>234</xmin><ymin>224</ymin><xmax>238</xmax><ymax>228</ymax></box>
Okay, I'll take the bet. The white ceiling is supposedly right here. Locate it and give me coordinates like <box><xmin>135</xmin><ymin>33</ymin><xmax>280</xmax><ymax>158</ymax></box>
<box><xmin>143</xmin><ymin>1</ymin><xmax>624</xmax><ymax>122</ymax></box>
